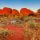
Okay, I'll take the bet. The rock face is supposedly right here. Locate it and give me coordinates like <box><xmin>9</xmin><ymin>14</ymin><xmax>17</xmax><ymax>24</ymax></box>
<box><xmin>0</xmin><ymin>7</ymin><xmax>40</xmax><ymax>40</ymax></box>
<box><xmin>3</xmin><ymin>7</ymin><xmax>12</xmax><ymax>15</ymax></box>
<box><xmin>0</xmin><ymin>9</ymin><xmax>3</xmax><ymax>15</ymax></box>
<box><xmin>12</xmin><ymin>9</ymin><xmax>19</xmax><ymax>16</ymax></box>
<box><xmin>20</xmin><ymin>8</ymin><xmax>33</xmax><ymax>16</ymax></box>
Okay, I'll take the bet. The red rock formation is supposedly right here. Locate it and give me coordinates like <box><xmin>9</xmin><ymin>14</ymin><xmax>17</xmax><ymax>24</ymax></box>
<box><xmin>3</xmin><ymin>7</ymin><xmax>12</xmax><ymax>15</ymax></box>
<box><xmin>20</xmin><ymin>8</ymin><xmax>33</xmax><ymax>16</ymax></box>
<box><xmin>0</xmin><ymin>9</ymin><xmax>3</xmax><ymax>15</ymax></box>
<box><xmin>12</xmin><ymin>9</ymin><xmax>19</xmax><ymax>16</ymax></box>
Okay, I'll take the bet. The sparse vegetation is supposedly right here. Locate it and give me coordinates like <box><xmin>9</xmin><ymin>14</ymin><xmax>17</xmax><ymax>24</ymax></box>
<box><xmin>0</xmin><ymin>7</ymin><xmax>40</xmax><ymax>40</ymax></box>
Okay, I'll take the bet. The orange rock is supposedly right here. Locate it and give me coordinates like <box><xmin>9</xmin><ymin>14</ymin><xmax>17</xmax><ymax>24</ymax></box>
<box><xmin>20</xmin><ymin>8</ymin><xmax>33</xmax><ymax>16</ymax></box>
<box><xmin>3</xmin><ymin>7</ymin><xmax>12</xmax><ymax>15</ymax></box>
<box><xmin>12</xmin><ymin>9</ymin><xmax>19</xmax><ymax>16</ymax></box>
<box><xmin>0</xmin><ymin>9</ymin><xmax>3</xmax><ymax>15</ymax></box>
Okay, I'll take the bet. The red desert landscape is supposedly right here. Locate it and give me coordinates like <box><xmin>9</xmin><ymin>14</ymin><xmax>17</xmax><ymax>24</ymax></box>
<box><xmin>0</xmin><ymin>7</ymin><xmax>40</xmax><ymax>40</ymax></box>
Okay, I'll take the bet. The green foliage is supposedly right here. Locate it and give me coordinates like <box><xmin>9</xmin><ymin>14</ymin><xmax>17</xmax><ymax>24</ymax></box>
<box><xmin>0</xmin><ymin>29</ymin><xmax>15</xmax><ymax>40</ymax></box>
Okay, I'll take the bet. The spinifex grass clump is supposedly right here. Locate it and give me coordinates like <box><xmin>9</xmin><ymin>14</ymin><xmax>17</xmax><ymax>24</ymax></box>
<box><xmin>28</xmin><ymin>20</ymin><xmax>40</xmax><ymax>29</ymax></box>
<box><xmin>0</xmin><ymin>29</ymin><xmax>15</xmax><ymax>40</ymax></box>
<box><xmin>23</xmin><ymin>16</ymin><xmax>40</xmax><ymax>40</ymax></box>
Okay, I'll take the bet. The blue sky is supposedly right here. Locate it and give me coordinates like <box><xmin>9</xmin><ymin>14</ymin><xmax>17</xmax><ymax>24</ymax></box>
<box><xmin>0</xmin><ymin>0</ymin><xmax>40</xmax><ymax>11</ymax></box>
